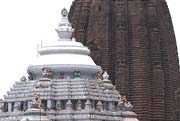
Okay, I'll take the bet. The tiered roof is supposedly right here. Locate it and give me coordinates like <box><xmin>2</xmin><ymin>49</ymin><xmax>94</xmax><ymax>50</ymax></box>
<box><xmin>0</xmin><ymin>8</ymin><xmax>139</xmax><ymax>121</ymax></box>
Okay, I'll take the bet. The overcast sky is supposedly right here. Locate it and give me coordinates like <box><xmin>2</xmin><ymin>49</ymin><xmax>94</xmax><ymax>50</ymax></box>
<box><xmin>0</xmin><ymin>0</ymin><xmax>179</xmax><ymax>99</ymax></box>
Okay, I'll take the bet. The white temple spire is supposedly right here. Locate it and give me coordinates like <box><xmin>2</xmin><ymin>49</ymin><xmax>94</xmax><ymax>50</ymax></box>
<box><xmin>55</xmin><ymin>8</ymin><xmax>74</xmax><ymax>40</ymax></box>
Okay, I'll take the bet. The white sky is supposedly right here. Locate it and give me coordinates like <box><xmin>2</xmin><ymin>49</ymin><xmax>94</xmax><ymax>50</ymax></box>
<box><xmin>0</xmin><ymin>0</ymin><xmax>179</xmax><ymax>99</ymax></box>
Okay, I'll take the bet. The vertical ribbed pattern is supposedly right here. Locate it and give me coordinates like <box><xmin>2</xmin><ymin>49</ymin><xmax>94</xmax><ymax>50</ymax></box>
<box><xmin>147</xmin><ymin>1</ymin><xmax>165</xmax><ymax>121</ymax></box>
<box><xmin>157</xmin><ymin>1</ymin><xmax>179</xmax><ymax>121</ymax></box>
<box><xmin>69</xmin><ymin>0</ymin><xmax>180</xmax><ymax>121</ymax></box>
<box><xmin>71</xmin><ymin>0</ymin><xmax>114</xmax><ymax>78</ymax></box>
<box><xmin>127</xmin><ymin>1</ymin><xmax>151</xmax><ymax>120</ymax></box>
<box><xmin>114</xmin><ymin>0</ymin><xmax>129</xmax><ymax>95</ymax></box>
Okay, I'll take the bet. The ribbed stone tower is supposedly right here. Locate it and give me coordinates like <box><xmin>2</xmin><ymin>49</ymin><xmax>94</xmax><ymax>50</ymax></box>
<box><xmin>69</xmin><ymin>0</ymin><xmax>180</xmax><ymax>121</ymax></box>
<box><xmin>0</xmin><ymin>8</ymin><xmax>139</xmax><ymax>121</ymax></box>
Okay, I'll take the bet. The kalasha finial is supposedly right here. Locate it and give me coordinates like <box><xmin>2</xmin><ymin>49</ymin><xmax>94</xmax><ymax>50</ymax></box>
<box><xmin>61</xmin><ymin>8</ymin><xmax>68</xmax><ymax>17</ymax></box>
<box><xmin>56</xmin><ymin>8</ymin><xmax>74</xmax><ymax>39</ymax></box>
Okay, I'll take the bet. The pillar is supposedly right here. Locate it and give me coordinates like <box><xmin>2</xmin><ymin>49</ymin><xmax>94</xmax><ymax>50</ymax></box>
<box><xmin>47</xmin><ymin>100</ymin><xmax>52</xmax><ymax>110</ymax></box>
<box><xmin>27</xmin><ymin>101</ymin><xmax>31</xmax><ymax>109</ymax></box>
<box><xmin>8</xmin><ymin>103</ymin><xmax>12</xmax><ymax>112</ymax></box>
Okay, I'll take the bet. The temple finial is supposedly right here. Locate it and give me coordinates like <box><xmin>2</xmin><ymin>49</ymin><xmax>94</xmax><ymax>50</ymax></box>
<box><xmin>61</xmin><ymin>8</ymin><xmax>68</xmax><ymax>17</ymax></box>
<box><xmin>55</xmin><ymin>8</ymin><xmax>74</xmax><ymax>40</ymax></box>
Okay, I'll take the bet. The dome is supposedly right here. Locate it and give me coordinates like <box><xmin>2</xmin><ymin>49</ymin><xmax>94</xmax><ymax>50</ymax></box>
<box><xmin>28</xmin><ymin>8</ymin><xmax>101</xmax><ymax>75</ymax></box>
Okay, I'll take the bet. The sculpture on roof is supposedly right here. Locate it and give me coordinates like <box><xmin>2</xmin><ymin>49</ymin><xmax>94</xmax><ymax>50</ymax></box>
<box><xmin>31</xmin><ymin>94</ymin><xmax>42</xmax><ymax>109</ymax></box>
<box><xmin>20</xmin><ymin>75</ymin><xmax>27</xmax><ymax>82</ymax></box>
<box><xmin>27</xmin><ymin>71</ymin><xmax>33</xmax><ymax>80</ymax></box>
<box><xmin>59</xmin><ymin>73</ymin><xmax>64</xmax><ymax>79</ymax></box>
<box><xmin>73</xmin><ymin>70</ymin><xmax>80</xmax><ymax>78</ymax></box>
<box><xmin>42</xmin><ymin>67</ymin><xmax>54</xmax><ymax>78</ymax></box>
<box><xmin>102</xmin><ymin>71</ymin><xmax>109</xmax><ymax>80</ymax></box>
<box><xmin>56</xmin><ymin>100</ymin><xmax>61</xmax><ymax>111</ymax></box>
<box><xmin>118</xmin><ymin>96</ymin><xmax>133</xmax><ymax>111</ymax></box>
<box><xmin>96</xmin><ymin>71</ymin><xmax>102</xmax><ymax>79</ymax></box>
<box><xmin>14</xmin><ymin>102</ymin><xmax>20</xmax><ymax>112</ymax></box>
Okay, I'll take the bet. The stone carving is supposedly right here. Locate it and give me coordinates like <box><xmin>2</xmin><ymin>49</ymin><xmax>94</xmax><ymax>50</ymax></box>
<box><xmin>85</xmin><ymin>99</ymin><xmax>91</xmax><ymax>110</ymax></box>
<box><xmin>27</xmin><ymin>71</ymin><xmax>33</xmax><ymax>80</ymax></box>
<box><xmin>56</xmin><ymin>100</ymin><xmax>61</xmax><ymax>111</ymax></box>
<box><xmin>31</xmin><ymin>94</ymin><xmax>42</xmax><ymax>109</ymax></box>
<box><xmin>102</xmin><ymin>71</ymin><xmax>109</xmax><ymax>80</ymax></box>
<box><xmin>59</xmin><ymin>73</ymin><xmax>64</xmax><ymax>79</ymax></box>
<box><xmin>20</xmin><ymin>75</ymin><xmax>27</xmax><ymax>82</ymax></box>
<box><xmin>42</xmin><ymin>67</ymin><xmax>54</xmax><ymax>78</ymax></box>
<box><xmin>23</xmin><ymin>102</ymin><xmax>27</xmax><ymax>111</ymax></box>
<box><xmin>33</xmin><ymin>81</ymin><xmax>51</xmax><ymax>89</ymax></box>
<box><xmin>97</xmin><ymin>101</ymin><xmax>103</xmax><ymax>112</ymax></box>
<box><xmin>73</xmin><ymin>71</ymin><xmax>80</xmax><ymax>78</ymax></box>
<box><xmin>77</xmin><ymin>100</ymin><xmax>81</xmax><ymax>111</ymax></box>
<box><xmin>118</xmin><ymin>96</ymin><xmax>133</xmax><ymax>111</ymax></box>
<box><xmin>118</xmin><ymin>96</ymin><xmax>127</xmax><ymax>105</ymax></box>
<box><xmin>14</xmin><ymin>102</ymin><xmax>20</xmax><ymax>112</ymax></box>
<box><xmin>96</xmin><ymin>71</ymin><xmax>102</xmax><ymax>79</ymax></box>
<box><xmin>66</xmin><ymin>100</ymin><xmax>72</xmax><ymax>110</ymax></box>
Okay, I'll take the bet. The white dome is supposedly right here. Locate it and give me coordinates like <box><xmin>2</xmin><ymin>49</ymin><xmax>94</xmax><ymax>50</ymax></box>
<box><xmin>35</xmin><ymin>54</ymin><xmax>95</xmax><ymax>65</ymax></box>
<box><xmin>28</xmin><ymin>12</ymin><xmax>101</xmax><ymax>75</ymax></box>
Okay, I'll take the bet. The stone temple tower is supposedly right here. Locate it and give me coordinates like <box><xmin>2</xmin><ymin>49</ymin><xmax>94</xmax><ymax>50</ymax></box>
<box><xmin>69</xmin><ymin>0</ymin><xmax>180</xmax><ymax>121</ymax></box>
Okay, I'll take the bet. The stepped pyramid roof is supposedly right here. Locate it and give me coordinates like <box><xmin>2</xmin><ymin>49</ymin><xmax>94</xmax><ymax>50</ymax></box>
<box><xmin>0</xmin><ymin>8</ymin><xmax>139</xmax><ymax>121</ymax></box>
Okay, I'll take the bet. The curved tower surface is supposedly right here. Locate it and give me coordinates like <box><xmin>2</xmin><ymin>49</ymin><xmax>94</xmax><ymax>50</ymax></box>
<box><xmin>69</xmin><ymin>0</ymin><xmax>180</xmax><ymax>121</ymax></box>
<box><xmin>0</xmin><ymin>8</ymin><xmax>139</xmax><ymax>121</ymax></box>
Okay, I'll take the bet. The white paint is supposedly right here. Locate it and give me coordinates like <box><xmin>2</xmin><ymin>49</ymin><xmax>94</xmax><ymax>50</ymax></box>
<box><xmin>0</xmin><ymin>0</ymin><xmax>179</xmax><ymax>99</ymax></box>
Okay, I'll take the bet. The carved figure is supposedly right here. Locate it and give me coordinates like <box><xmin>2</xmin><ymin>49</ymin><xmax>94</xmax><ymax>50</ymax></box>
<box><xmin>31</xmin><ymin>94</ymin><xmax>42</xmax><ymax>109</ymax></box>
<box><xmin>96</xmin><ymin>71</ymin><xmax>102</xmax><ymax>79</ymax></box>
<box><xmin>77</xmin><ymin>100</ymin><xmax>81</xmax><ymax>111</ymax></box>
<box><xmin>23</xmin><ymin>102</ymin><xmax>27</xmax><ymax>111</ymax></box>
<box><xmin>27</xmin><ymin>71</ymin><xmax>33</xmax><ymax>80</ymax></box>
<box><xmin>118</xmin><ymin>96</ymin><xmax>133</xmax><ymax>111</ymax></box>
<box><xmin>56</xmin><ymin>100</ymin><xmax>61</xmax><ymax>111</ymax></box>
<box><xmin>118</xmin><ymin>96</ymin><xmax>127</xmax><ymax>105</ymax></box>
<box><xmin>14</xmin><ymin>102</ymin><xmax>20</xmax><ymax>112</ymax></box>
<box><xmin>42</xmin><ymin>67</ymin><xmax>54</xmax><ymax>78</ymax></box>
<box><xmin>33</xmin><ymin>81</ymin><xmax>51</xmax><ymax>89</ymax></box>
<box><xmin>59</xmin><ymin>73</ymin><xmax>64</xmax><ymax>79</ymax></box>
<box><xmin>102</xmin><ymin>71</ymin><xmax>109</xmax><ymax>80</ymax></box>
<box><xmin>73</xmin><ymin>71</ymin><xmax>80</xmax><ymax>78</ymax></box>
<box><xmin>124</xmin><ymin>101</ymin><xmax>133</xmax><ymax>111</ymax></box>
<box><xmin>20</xmin><ymin>75</ymin><xmax>27</xmax><ymax>82</ymax></box>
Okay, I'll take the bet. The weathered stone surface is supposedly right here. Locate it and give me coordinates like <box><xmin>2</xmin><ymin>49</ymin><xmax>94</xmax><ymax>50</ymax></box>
<box><xmin>69</xmin><ymin>0</ymin><xmax>180</xmax><ymax>121</ymax></box>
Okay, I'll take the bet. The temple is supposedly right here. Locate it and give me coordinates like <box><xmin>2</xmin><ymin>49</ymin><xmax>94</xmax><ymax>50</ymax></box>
<box><xmin>0</xmin><ymin>8</ymin><xmax>139</xmax><ymax>121</ymax></box>
<box><xmin>69</xmin><ymin>0</ymin><xmax>180</xmax><ymax>121</ymax></box>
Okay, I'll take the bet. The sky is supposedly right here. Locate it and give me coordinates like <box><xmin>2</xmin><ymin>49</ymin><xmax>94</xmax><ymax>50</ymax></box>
<box><xmin>0</xmin><ymin>0</ymin><xmax>179</xmax><ymax>99</ymax></box>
